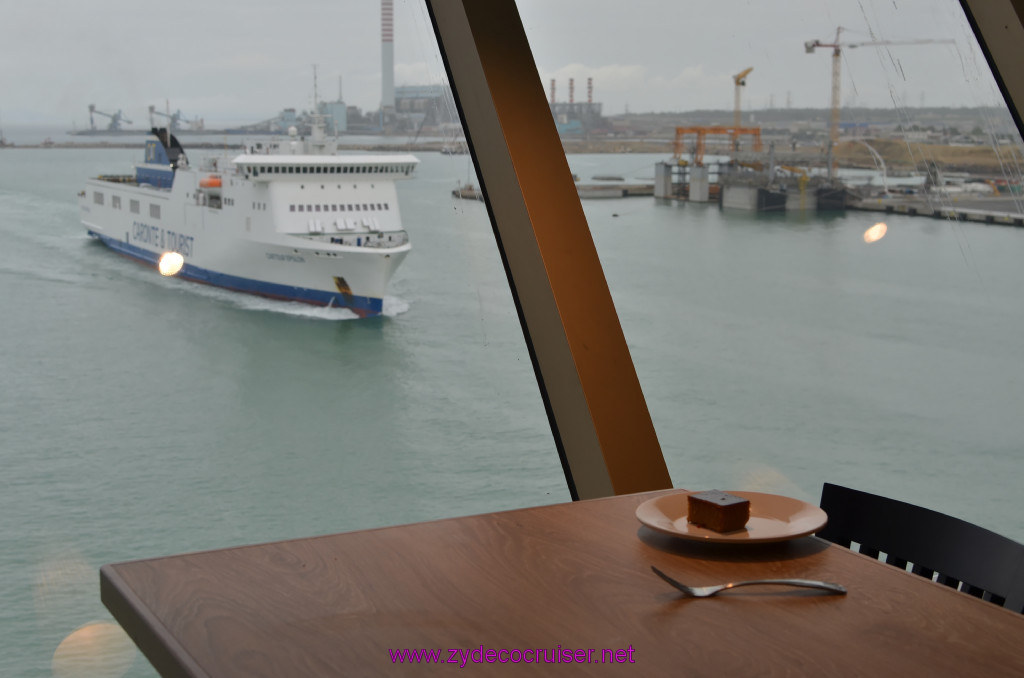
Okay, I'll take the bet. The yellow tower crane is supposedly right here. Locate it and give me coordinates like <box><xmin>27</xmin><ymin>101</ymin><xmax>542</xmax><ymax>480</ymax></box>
<box><xmin>733</xmin><ymin>67</ymin><xmax>753</xmax><ymax>128</ymax></box>
<box><xmin>804</xmin><ymin>28</ymin><xmax>954</xmax><ymax>146</ymax></box>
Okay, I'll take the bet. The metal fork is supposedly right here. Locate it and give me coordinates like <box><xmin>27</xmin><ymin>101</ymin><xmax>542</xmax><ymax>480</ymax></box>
<box><xmin>651</xmin><ymin>566</ymin><xmax>847</xmax><ymax>597</ymax></box>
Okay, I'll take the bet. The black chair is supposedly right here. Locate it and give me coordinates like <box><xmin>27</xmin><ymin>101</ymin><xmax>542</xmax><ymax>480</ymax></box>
<box><xmin>818</xmin><ymin>482</ymin><xmax>1024</xmax><ymax>613</ymax></box>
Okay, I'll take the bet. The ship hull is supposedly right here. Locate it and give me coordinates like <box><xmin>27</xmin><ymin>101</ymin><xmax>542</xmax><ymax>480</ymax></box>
<box><xmin>84</xmin><ymin>228</ymin><xmax>405</xmax><ymax>316</ymax></box>
<box><xmin>79</xmin><ymin>135</ymin><xmax>417</xmax><ymax>318</ymax></box>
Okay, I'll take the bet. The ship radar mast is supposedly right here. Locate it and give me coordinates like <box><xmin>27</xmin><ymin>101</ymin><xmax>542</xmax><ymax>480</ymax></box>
<box><xmin>306</xmin><ymin>64</ymin><xmax>334</xmax><ymax>154</ymax></box>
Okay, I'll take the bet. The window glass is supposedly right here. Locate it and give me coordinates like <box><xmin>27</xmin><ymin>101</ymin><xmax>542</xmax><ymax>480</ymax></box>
<box><xmin>29</xmin><ymin>0</ymin><xmax>1024</xmax><ymax>674</ymax></box>
<box><xmin>518</xmin><ymin>0</ymin><xmax>1024</xmax><ymax>540</ymax></box>
<box><xmin>0</xmin><ymin>0</ymin><xmax>577</xmax><ymax>659</ymax></box>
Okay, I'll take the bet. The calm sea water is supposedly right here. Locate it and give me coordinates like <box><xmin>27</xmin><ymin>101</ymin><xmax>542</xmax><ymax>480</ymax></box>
<box><xmin>2</xmin><ymin>142</ymin><xmax>1023</xmax><ymax>676</ymax></box>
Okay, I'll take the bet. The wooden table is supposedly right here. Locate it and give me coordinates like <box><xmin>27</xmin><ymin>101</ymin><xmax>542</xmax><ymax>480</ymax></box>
<box><xmin>102</xmin><ymin>490</ymin><xmax>1024</xmax><ymax>676</ymax></box>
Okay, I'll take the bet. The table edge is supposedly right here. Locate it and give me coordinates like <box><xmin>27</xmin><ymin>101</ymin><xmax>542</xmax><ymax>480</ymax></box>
<box><xmin>101</xmin><ymin>563</ymin><xmax>210</xmax><ymax>678</ymax></box>
<box><xmin>103</xmin><ymin>489</ymin><xmax>683</xmax><ymax>570</ymax></box>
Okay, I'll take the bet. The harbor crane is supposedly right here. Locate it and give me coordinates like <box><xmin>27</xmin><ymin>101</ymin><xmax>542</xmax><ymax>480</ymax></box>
<box><xmin>733</xmin><ymin>67</ymin><xmax>753</xmax><ymax>128</ymax></box>
<box><xmin>88</xmin><ymin>104</ymin><xmax>132</xmax><ymax>132</ymax></box>
<box><xmin>149</xmin><ymin>105</ymin><xmax>182</xmax><ymax>131</ymax></box>
<box><xmin>673</xmin><ymin>126</ymin><xmax>763</xmax><ymax>167</ymax></box>
<box><xmin>804</xmin><ymin>28</ymin><xmax>954</xmax><ymax>146</ymax></box>
<box><xmin>147</xmin><ymin>105</ymin><xmax>204</xmax><ymax>132</ymax></box>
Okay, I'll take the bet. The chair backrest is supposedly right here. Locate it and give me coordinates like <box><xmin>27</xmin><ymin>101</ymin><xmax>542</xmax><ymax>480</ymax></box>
<box><xmin>818</xmin><ymin>483</ymin><xmax>1024</xmax><ymax>613</ymax></box>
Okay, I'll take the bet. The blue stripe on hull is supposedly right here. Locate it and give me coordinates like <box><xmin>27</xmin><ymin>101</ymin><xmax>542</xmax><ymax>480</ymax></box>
<box><xmin>87</xmin><ymin>231</ymin><xmax>383</xmax><ymax>317</ymax></box>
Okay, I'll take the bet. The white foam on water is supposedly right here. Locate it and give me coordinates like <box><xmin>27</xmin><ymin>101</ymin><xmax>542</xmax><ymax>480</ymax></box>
<box><xmin>382</xmin><ymin>295</ymin><xmax>410</xmax><ymax>316</ymax></box>
<box><xmin>221</xmin><ymin>293</ymin><xmax>363</xmax><ymax>320</ymax></box>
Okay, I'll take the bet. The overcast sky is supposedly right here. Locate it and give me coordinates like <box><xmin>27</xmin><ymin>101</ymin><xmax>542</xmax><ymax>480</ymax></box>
<box><xmin>0</xmin><ymin>0</ymin><xmax>1005</xmax><ymax>128</ymax></box>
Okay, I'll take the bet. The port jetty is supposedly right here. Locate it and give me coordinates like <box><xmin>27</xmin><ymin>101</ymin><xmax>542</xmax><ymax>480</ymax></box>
<box><xmin>11</xmin><ymin>105</ymin><xmax>1024</xmax><ymax>223</ymax></box>
<box><xmin>17</xmin><ymin>124</ymin><xmax>1021</xmax><ymax>175</ymax></box>
<box><xmin>559</xmin><ymin>107</ymin><xmax>1024</xmax><ymax>224</ymax></box>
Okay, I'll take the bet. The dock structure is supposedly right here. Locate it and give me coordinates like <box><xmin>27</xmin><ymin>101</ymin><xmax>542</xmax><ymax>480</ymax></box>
<box><xmin>452</xmin><ymin>180</ymin><xmax>655</xmax><ymax>201</ymax></box>
<box><xmin>576</xmin><ymin>182</ymin><xmax>654</xmax><ymax>199</ymax></box>
<box><xmin>654</xmin><ymin>159</ymin><xmax>849</xmax><ymax>213</ymax></box>
<box><xmin>451</xmin><ymin>182</ymin><xmax>484</xmax><ymax>200</ymax></box>
<box><xmin>655</xmin><ymin>160</ymin><xmax>733</xmax><ymax>202</ymax></box>
<box><xmin>654</xmin><ymin>147</ymin><xmax>1024</xmax><ymax>223</ymax></box>
<box><xmin>850</xmin><ymin>194</ymin><xmax>1024</xmax><ymax>226</ymax></box>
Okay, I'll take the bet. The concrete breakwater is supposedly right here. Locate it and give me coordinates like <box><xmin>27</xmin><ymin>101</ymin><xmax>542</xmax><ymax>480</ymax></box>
<box><xmin>850</xmin><ymin>193</ymin><xmax>1024</xmax><ymax>225</ymax></box>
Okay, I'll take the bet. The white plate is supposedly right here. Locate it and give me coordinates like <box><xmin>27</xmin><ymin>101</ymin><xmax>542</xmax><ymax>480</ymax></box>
<box><xmin>636</xmin><ymin>491</ymin><xmax>828</xmax><ymax>543</ymax></box>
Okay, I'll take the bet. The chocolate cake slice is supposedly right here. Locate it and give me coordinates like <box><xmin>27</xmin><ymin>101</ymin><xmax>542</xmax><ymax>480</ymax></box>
<box><xmin>687</xmin><ymin>490</ymin><xmax>750</xmax><ymax>533</ymax></box>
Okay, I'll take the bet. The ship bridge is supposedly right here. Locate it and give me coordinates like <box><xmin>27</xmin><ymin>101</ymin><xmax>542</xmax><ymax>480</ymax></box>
<box><xmin>233</xmin><ymin>154</ymin><xmax>419</xmax><ymax>182</ymax></box>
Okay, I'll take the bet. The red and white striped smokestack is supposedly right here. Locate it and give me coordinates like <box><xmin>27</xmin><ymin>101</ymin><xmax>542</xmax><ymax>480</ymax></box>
<box><xmin>381</xmin><ymin>0</ymin><xmax>395</xmax><ymax>109</ymax></box>
<box><xmin>550</xmin><ymin>79</ymin><xmax>556</xmax><ymax>105</ymax></box>
<box><xmin>587</xmin><ymin>77</ymin><xmax>593</xmax><ymax>104</ymax></box>
<box><xmin>569</xmin><ymin>78</ymin><xmax>574</xmax><ymax>105</ymax></box>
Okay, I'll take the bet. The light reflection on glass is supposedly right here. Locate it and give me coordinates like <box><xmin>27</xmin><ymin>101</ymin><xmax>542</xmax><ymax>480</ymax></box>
<box><xmin>738</xmin><ymin>464</ymin><xmax>802</xmax><ymax>498</ymax></box>
<box><xmin>863</xmin><ymin>222</ymin><xmax>888</xmax><ymax>243</ymax></box>
<box><xmin>33</xmin><ymin>552</ymin><xmax>93</xmax><ymax>620</ymax></box>
<box><xmin>158</xmin><ymin>251</ymin><xmax>185</xmax><ymax>276</ymax></box>
<box><xmin>51</xmin><ymin>621</ymin><xmax>137</xmax><ymax>678</ymax></box>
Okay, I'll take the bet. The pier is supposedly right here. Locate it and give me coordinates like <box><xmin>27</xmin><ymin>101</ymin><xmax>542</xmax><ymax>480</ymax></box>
<box><xmin>850</xmin><ymin>194</ymin><xmax>1024</xmax><ymax>226</ymax></box>
<box><xmin>576</xmin><ymin>182</ymin><xmax>654</xmax><ymax>199</ymax></box>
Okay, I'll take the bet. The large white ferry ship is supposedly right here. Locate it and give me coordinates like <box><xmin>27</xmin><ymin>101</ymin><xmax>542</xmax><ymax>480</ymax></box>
<box><xmin>79</xmin><ymin>119</ymin><xmax>418</xmax><ymax>316</ymax></box>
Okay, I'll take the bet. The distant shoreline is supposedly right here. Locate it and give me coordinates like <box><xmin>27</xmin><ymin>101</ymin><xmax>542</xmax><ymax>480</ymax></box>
<box><xmin>2</xmin><ymin>140</ymin><xmax>456</xmax><ymax>152</ymax></box>
<box><xmin>3</xmin><ymin>137</ymin><xmax>1020</xmax><ymax>174</ymax></box>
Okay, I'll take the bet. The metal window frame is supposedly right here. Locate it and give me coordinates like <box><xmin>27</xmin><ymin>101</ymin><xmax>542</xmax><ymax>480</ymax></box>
<box><xmin>960</xmin><ymin>0</ymin><xmax>1024</xmax><ymax>137</ymax></box>
<box><xmin>424</xmin><ymin>0</ymin><xmax>671</xmax><ymax>500</ymax></box>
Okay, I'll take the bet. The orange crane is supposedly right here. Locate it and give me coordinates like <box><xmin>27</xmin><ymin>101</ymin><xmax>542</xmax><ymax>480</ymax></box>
<box><xmin>733</xmin><ymin>67</ymin><xmax>753</xmax><ymax>128</ymax></box>
<box><xmin>673</xmin><ymin>126</ymin><xmax>763</xmax><ymax>167</ymax></box>
<box><xmin>804</xmin><ymin>28</ymin><xmax>954</xmax><ymax>146</ymax></box>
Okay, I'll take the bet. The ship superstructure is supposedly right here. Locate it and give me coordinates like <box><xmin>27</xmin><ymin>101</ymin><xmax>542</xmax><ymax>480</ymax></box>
<box><xmin>79</xmin><ymin>120</ymin><xmax>418</xmax><ymax>316</ymax></box>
